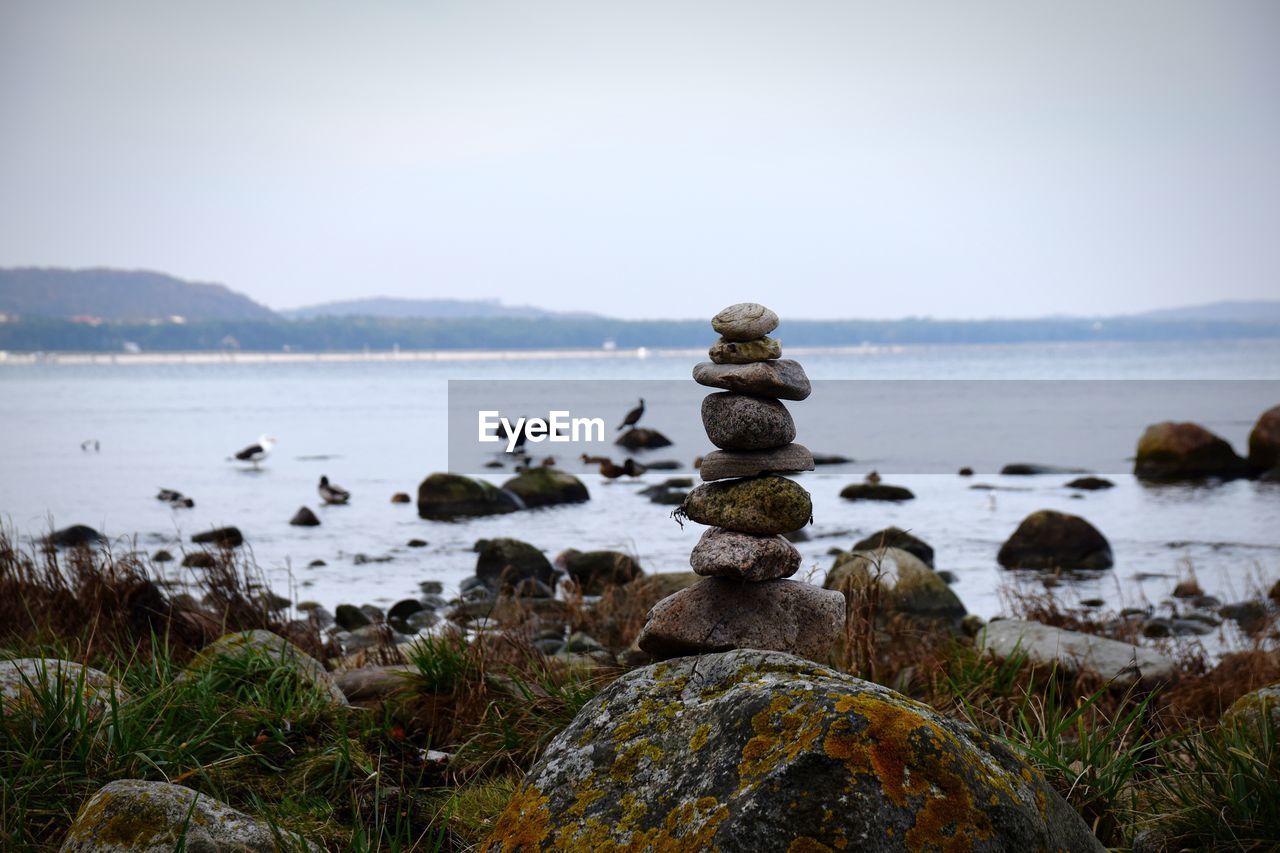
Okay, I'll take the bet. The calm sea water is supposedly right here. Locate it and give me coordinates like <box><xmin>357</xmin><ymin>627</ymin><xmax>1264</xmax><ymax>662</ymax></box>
<box><xmin>2</xmin><ymin>338</ymin><xmax>1278</xmax><ymax>625</ymax></box>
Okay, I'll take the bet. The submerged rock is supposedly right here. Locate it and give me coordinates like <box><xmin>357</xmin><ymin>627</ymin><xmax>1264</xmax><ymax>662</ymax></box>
<box><xmin>62</xmin><ymin>779</ymin><xmax>315</xmax><ymax>851</ymax></box>
<box><xmin>997</xmin><ymin>510</ymin><xmax>1113</xmax><ymax>570</ymax></box>
<box><xmin>701</xmin><ymin>392</ymin><xmax>796</xmax><ymax>451</ymax></box>
<box><xmin>825</xmin><ymin>547</ymin><xmax>965</xmax><ymax>622</ymax></box>
<box><xmin>486</xmin><ymin>649</ymin><xmax>1104</xmax><ymax>852</ymax></box>
<box><xmin>290</xmin><ymin>506</ymin><xmax>321</xmax><ymax>526</ymax></box>
<box><xmin>417</xmin><ymin>472</ymin><xmax>518</xmax><ymax>520</ymax></box>
<box><xmin>1135</xmin><ymin>421</ymin><xmax>1249</xmax><ymax>481</ymax></box>
<box><xmin>1001</xmin><ymin>463</ymin><xmax>1088</xmax><ymax>476</ymax></box>
<box><xmin>979</xmin><ymin>619</ymin><xmax>1173</xmax><ymax>686</ymax></box>
<box><xmin>839</xmin><ymin>482</ymin><xmax>915</xmax><ymax>502</ymax></box>
<box><xmin>851</xmin><ymin>526</ymin><xmax>934</xmax><ymax>567</ymax></box>
<box><xmin>1065</xmin><ymin>476</ymin><xmax>1115</xmax><ymax>491</ymax></box>
<box><xmin>680</xmin><ymin>475</ymin><xmax>812</xmax><ymax>535</ymax></box>
<box><xmin>710</xmin><ymin>302</ymin><xmax>779</xmax><ymax>341</ymax></box>
<box><xmin>692</xmin><ymin>358</ymin><xmax>811</xmax><ymax>401</ymax></box>
<box><xmin>501</xmin><ymin>467</ymin><xmax>590</xmax><ymax>508</ymax></box>
<box><xmin>1249</xmin><ymin>404</ymin><xmax>1280</xmax><ymax>472</ymax></box>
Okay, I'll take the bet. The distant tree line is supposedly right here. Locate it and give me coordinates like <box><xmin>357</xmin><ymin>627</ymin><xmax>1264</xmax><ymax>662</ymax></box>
<box><xmin>1</xmin><ymin>315</ymin><xmax>1278</xmax><ymax>353</ymax></box>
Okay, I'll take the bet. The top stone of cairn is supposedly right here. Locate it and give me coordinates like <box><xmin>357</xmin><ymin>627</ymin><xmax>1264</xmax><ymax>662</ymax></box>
<box><xmin>711</xmin><ymin>302</ymin><xmax>779</xmax><ymax>342</ymax></box>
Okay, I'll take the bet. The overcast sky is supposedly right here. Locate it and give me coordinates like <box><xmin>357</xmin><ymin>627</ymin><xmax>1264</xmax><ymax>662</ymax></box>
<box><xmin>1</xmin><ymin>1</ymin><xmax>1277</xmax><ymax>319</ymax></box>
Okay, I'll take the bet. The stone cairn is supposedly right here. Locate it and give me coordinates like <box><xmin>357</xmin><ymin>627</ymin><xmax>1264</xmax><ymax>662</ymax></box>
<box><xmin>636</xmin><ymin>303</ymin><xmax>845</xmax><ymax>662</ymax></box>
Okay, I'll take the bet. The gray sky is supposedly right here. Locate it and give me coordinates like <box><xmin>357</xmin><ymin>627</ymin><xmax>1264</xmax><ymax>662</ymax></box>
<box><xmin>2</xmin><ymin>1</ymin><xmax>1278</xmax><ymax>319</ymax></box>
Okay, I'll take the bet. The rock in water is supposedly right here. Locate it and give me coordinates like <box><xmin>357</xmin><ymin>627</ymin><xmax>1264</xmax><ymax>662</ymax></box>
<box><xmin>636</xmin><ymin>578</ymin><xmax>844</xmax><ymax>659</ymax></box>
<box><xmin>61</xmin><ymin>779</ymin><xmax>315</xmax><ymax>852</ymax></box>
<box><xmin>191</xmin><ymin>526</ymin><xmax>244</xmax><ymax>548</ymax></box>
<box><xmin>1249</xmin><ymin>404</ymin><xmax>1280</xmax><ymax>472</ymax></box>
<box><xmin>1066</xmin><ymin>476</ymin><xmax>1115</xmax><ymax>491</ymax></box>
<box><xmin>710</xmin><ymin>302</ymin><xmax>780</xmax><ymax>341</ymax></box>
<box><xmin>701</xmin><ymin>392</ymin><xmax>796</xmax><ymax>451</ymax></box>
<box><xmin>486</xmin><ymin>649</ymin><xmax>1104</xmax><ymax>852</ymax></box>
<box><xmin>680</xmin><ymin>475</ymin><xmax>812</xmax><ymax>535</ymax></box>
<box><xmin>501</xmin><ymin>467</ymin><xmax>590</xmax><ymax>508</ymax></box>
<box><xmin>852</xmin><ymin>526</ymin><xmax>934</xmax><ymax>567</ymax></box>
<box><xmin>997</xmin><ymin>510</ymin><xmax>1113</xmax><ymax>570</ymax></box>
<box><xmin>45</xmin><ymin>525</ymin><xmax>103</xmax><ymax>548</ymax></box>
<box><xmin>708</xmin><ymin>335</ymin><xmax>781</xmax><ymax>364</ymax></box>
<box><xmin>290</xmin><ymin>506</ymin><xmax>321</xmax><ymax>526</ymax></box>
<box><xmin>1134</xmin><ymin>421</ymin><xmax>1249</xmax><ymax>481</ymax></box>
<box><xmin>417</xmin><ymin>472</ymin><xmax>518</xmax><ymax>519</ymax></box>
<box><xmin>698</xmin><ymin>443</ymin><xmax>815</xmax><ymax>481</ymax></box>
<box><xmin>825</xmin><ymin>548</ymin><xmax>965</xmax><ymax>622</ymax></box>
<box><xmin>615</xmin><ymin>427</ymin><xmax>674</xmax><ymax>450</ymax></box>
<box><xmin>692</xmin><ymin>359</ymin><xmax>811</xmax><ymax>400</ymax></box>
<box><xmin>840</xmin><ymin>482</ymin><xmax>915</xmax><ymax>502</ymax></box>
<box><xmin>474</xmin><ymin>537</ymin><xmax>556</xmax><ymax>591</ymax></box>
<box><xmin>980</xmin><ymin>619</ymin><xmax>1173</xmax><ymax>686</ymax></box>
<box><xmin>690</xmin><ymin>527</ymin><xmax>801</xmax><ymax>581</ymax></box>
<box><xmin>563</xmin><ymin>550</ymin><xmax>643</xmax><ymax>594</ymax></box>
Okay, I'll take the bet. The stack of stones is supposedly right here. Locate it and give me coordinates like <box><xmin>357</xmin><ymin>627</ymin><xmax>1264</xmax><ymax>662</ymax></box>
<box><xmin>636</xmin><ymin>303</ymin><xmax>845</xmax><ymax>662</ymax></box>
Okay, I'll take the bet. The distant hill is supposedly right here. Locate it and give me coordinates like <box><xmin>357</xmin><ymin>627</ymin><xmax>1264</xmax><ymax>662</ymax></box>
<box><xmin>281</xmin><ymin>296</ymin><xmax>602</xmax><ymax>321</ymax></box>
<box><xmin>1132</xmin><ymin>300</ymin><xmax>1280</xmax><ymax>323</ymax></box>
<box><xmin>0</xmin><ymin>268</ymin><xmax>278</xmax><ymax>322</ymax></box>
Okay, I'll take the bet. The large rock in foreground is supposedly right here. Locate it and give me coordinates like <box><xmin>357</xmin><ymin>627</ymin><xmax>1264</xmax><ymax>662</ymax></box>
<box><xmin>826</xmin><ymin>547</ymin><xmax>965</xmax><ymax>622</ymax></box>
<box><xmin>485</xmin><ymin>650</ymin><xmax>1103</xmax><ymax>852</ymax></box>
<box><xmin>417</xmin><ymin>473</ymin><xmax>518</xmax><ymax>520</ymax></box>
<box><xmin>1219</xmin><ymin>682</ymin><xmax>1280</xmax><ymax>743</ymax></box>
<box><xmin>679</xmin><ymin>475</ymin><xmax>812</xmax><ymax>535</ymax></box>
<box><xmin>1134</xmin><ymin>421</ymin><xmax>1249</xmax><ymax>481</ymax></box>
<box><xmin>980</xmin><ymin>619</ymin><xmax>1174</xmax><ymax>686</ymax></box>
<box><xmin>500</xmin><ymin>467</ymin><xmax>589</xmax><ymax>508</ymax></box>
<box><xmin>997</xmin><ymin>510</ymin><xmax>1113</xmax><ymax>570</ymax></box>
<box><xmin>636</xmin><ymin>578</ymin><xmax>843</xmax><ymax>660</ymax></box>
<box><xmin>61</xmin><ymin>779</ymin><xmax>314</xmax><ymax>851</ymax></box>
<box><xmin>1248</xmin><ymin>405</ymin><xmax>1280</xmax><ymax>472</ymax></box>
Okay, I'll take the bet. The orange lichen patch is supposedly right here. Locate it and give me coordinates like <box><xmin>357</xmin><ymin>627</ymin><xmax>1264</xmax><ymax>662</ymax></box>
<box><xmin>610</xmin><ymin>695</ymin><xmax>682</xmax><ymax>744</ymax></box>
<box><xmin>557</xmin><ymin>794</ymin><xmax>728</xmax><ymax>852</ymax></box>
<box><xmin>788</xmin><ymin>837</ymin><xmax>834</xmax><ymax>852</ymax></box>
<box><xmin>485</xmin><ymin>785</ymin><xmax>552</xmax><ymax>851</ymax></box>
<box><xmin>611</xmin><ymin>741</ymin><xmax>663</xmax><ymax>782</ymax></box>
<box><xmin>737</xmin><ymin>692</ymin><xmax>826</xmax><ymax>784</ymax></box>
<box><xmin>689</xmin><ymin>723</ymin><xmax>711</xmax><ymax>751</ymax></box>
<box><xmin>566</xmin><ymin>786</ymin><xmax>605</xmax><ymax>820</ymax></box>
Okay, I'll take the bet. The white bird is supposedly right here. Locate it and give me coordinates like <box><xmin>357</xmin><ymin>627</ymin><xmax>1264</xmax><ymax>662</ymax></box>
<box><xmin>318</xmin><ymin>475</ymin><xmax>350</xmax><ymax>505</ymax></box>
<box><xmin>232</xmin><ymin>435</ymin><xmax>276</xmax><ymax>469</ymax></box>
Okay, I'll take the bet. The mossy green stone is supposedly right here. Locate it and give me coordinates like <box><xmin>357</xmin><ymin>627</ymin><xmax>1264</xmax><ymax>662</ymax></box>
<box><xmin>708</xmin><ymin>336</ymin><xmax>781</xmax><ymax>365</ymax></box>
<box><xmin>680</xmin><ymin>475</ymin><xmax>811</xmax><ymax>535</ymax></box>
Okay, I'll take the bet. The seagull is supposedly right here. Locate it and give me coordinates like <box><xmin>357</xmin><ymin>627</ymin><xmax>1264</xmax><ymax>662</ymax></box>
<box><xmin>617</xmin><ymin>398</ymin><xmax>645</xmax><ymax>431</ymax></box>
<box><xmin>231</xmin><ymin>435</ymin><xmax>276</xmax><ymax>469</ymax></box>
<box><xmin>318</xmin><ymin>475</ymin><xmax>351</xmax><ymax>505</ymax></box>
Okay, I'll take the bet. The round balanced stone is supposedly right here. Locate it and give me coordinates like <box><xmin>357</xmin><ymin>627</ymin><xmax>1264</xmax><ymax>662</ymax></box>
<box><xmin>702</xmin><ymin>392</ymin><xmax>795</xmax><ymax>451</ymax></box>
<box><xmin>690</xmin><ymin>527</ymin><xmax>801</xmax><ymax>581</ymax></box>
<box><xmin>679</xmin><ymin>475</ymin><xmax>812</xmax><ymax>535</ymax></box>
<box><xmin>709</xmin><ymin>336</ymin><xmax>781</xmax><ymax>365</ymax></box>
<box><xmin>692</xmin><ymin>359</ymin><xmax>811</xmax><ymax>401</ymax></box>
<box><xmin>711</xmin><ymin>302</ymin><xmax>779</xmax><ymax>342</ymax></box>
<box><xmin>635</xmin><ymin>577</ymin><xmax>844</xmax><ymax>660</ymax></box>
<box><xmin>699</xmin><ymin>443</ymin><xmax>815</xmax><ymax>482</ymax></box>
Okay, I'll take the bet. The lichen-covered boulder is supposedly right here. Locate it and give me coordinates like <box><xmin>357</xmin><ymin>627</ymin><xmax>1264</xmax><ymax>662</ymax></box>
<box><xmin>852</xmin><ymin>527</ymin><xmax>935</xmax><ymax>567</ymax></box>
<box><xmin>679</xmin><ymin>475</ymin><xmax>812</xmax><ymax>535</ymax></box>
<box><xmin>501</xmin><ymin>467</ymin><xmax>590</xmax><ymax>509</ymax></box>
<box><xmin>1134</xmin><ymin>421</ymin><xmax>1249</xmax><ymax>481</ymax></box>
<box><xmin>485</xmin><ymin>650</ymin><xmax>1103</xmax><ymax>852</ymax></box>
<box><xmin>60</xmin><ymin>779</ymin><xmax>315</xmax><ymax>851</ymax></box>
<box><xmin>1248</xmin><ymin>405</ymin><xmax>1280</xmax><ymax>473</ymax></box>
<box><xmin>1220</xmin><ymin>682</ymin><xmax>1280</xmax><ymax>742</ymax></box>
<box><xmin>826</xmin><ymin>547</ymin><xmax>966</xmax><ymax>622</ymax></box>
<box><xmin>186</xmin><ymin>630</ymin><xmax>347</xmax><ymax>706</ymax></box>
<box><xmin>562</xmin><ymin>550</ymin><xmax>642</xmax><ymax>594</ymax></box>
<box><xmin>417</xmin><ymin>473</ymin><xmax>519</xmax><ymax>520</ymax></box>
<box><xmin>1</xmin><ymin>659</ymin><xmax>127</xmax><ymax>718</ymax></box>
<box><xmin>475</xmin><ymin>537</ymin><xmax>556</xmax><ymax>592</ymax></box>
<box><xmin>997</xmin><ymin>510</ymin><xmax>1113</xmax><ymax>570</ymax></box>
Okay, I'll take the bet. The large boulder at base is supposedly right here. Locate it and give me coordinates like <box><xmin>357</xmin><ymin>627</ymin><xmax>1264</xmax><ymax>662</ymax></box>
<box><xmin>1134</xmin><ymin>421</ymin><xmax>1249</xmax><ymax>481</ymax></box>
<box><xmin>191</xmin><ymin>526</ymin><xmax>244</xmax><ymax>548</ymax></box>
<box><xmin>186</xmin><ymin>630</ymin><xmax>347</xmax><ymax>706</ymax></box>
<box><xmin>1219</xmin><ymin>682</ymin><xmax>1280</xmax><ymax>742</ymax></box>
<box><xmin>826</xmin><ymin>548</ymin><xmax>966</xmax><ymax>622</ymax></box>
<box><xmin>500</xmin><ymin>467</ymin><xmax>589</xmax><ymax>508</ymax></box>
<box><xmin>475</xmin><ymin>538</ymin><xmax>556</xmax><ymax>592</ymax></box>
<box><xmin>485</xmin><ymin>650</ymin><xmax>1104</xmax><ymax>852</ymax></box>
<box><xmin>45</xmin><ymin>525</ymin><xmax>103</xmax><ymax>548</ymax></box>
<box><xmin>61</xmin><ymin>779</ymin><xmax>315</xmax><ymax>852</ymax></box>
<box><xmin>840</xmin><ymin>482</ymin><xmax>915</xmax><ymax>502</ymax></box>
<box><xmin>979</xmin><ymin>619</ymin><xmax>1174</xmax><ymax>686</ymax></box>
<box><xmin>680</xmin><ymin>475</ymin><xmax>812</xmax><ymax>535</ymax></box>
<box><xmin>852</xmin><ymin>527</ymin><xmax>934</xmax><ymax>567</ymax></box>
<box><xmin>615</xmin><ymin>427</ymin><xmax>673</xmax><ymax>450</ymax></box>
<box><xmin>997</xmin><ymin>510</ymin><xmax>1113</xmax><ymax>570</ymax></box>
<box><xmin>1</xmin><ymin>659</ymin><xmax>126</xmax><ymax>717</ymax></box>
<box><xmin>1248</xmin><ymin>405</ymin><xmax>1280</xmax><ymax>472</ymax></box>
<box><xmin>563</xmin><ymin>550</ymin><xmax>642</xmax><ymax>594</ymax></box>
<box><xmin>417</xmin><ymin>472</ymin><xmax>518</xmax><ymax>519</ymax></box>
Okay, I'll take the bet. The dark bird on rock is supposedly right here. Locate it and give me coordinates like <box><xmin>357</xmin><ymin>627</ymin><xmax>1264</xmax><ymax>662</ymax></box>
<box><xmin>865</xmin><ymin>470</ymin><xmax>881</xmax><ymax>485</ymax></box>
<box><xmin>617</xmin><ymin>398</ymin><xmax>645</xmax><ymax>431</ymax></box>
<box><xmin>231</xmin><ymin>435</ymin><xmax>276</xmax><ymax>469</ymax></box>
<box><xmin>318</xmin><ymin>475</ymin><xmax>351</xmax><ymax>505</ymax></box>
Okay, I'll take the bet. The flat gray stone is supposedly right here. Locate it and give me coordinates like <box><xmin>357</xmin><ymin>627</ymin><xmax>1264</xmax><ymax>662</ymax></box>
<box><xmin>711</xmin><ymin>302</ymin><xmax>779</xmax><ymax>341</ymax></box>
<box><xmin>636</xmin><ymin>578</ymin><xmax>844</xmax><ymax>660</ymax></box>
<box><xmin>699</xmin><ymin>443</ymin><xmax>814</xmax><ymax>481</ymax></box>
<box><xmin>979</xmin><ymin>619</ymin><xmax>1174</xmax><ymax>686</ymax></box>
<box><xmin>702</xmin><ymin>392</ymin><xmax>795</xmax><ymax>451</ymax></box>
<box><xmin>690</xmin><ymin>527</ymin><xmax>801</xmax><ymax>581</ymax></box>
<box><xmin>693</xmin><ymin>359</ymin><xmax>811</xmax><ymax>401</ymax></box>
<box><xmin>709</xmin><ymin>336</ymin><xmax>781</xmax><ymax>364</ymax></box>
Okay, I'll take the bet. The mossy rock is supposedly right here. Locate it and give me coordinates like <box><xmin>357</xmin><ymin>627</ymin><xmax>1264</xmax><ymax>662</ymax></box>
<box><xmin>680</xmin><ymin>475</ymin><xmax>812</xmax><ymax>535</ymax></box>
<box><xmin>186</xmin><ymin>630</ymin><xmax>347</xmax><ymax>707</ymax></box>
<box><xmin>485</xmin><ymin>649</ymin><xmax>1103</xmax><ymax>851</ymax></box>
<box><xmin>475</xmin><ymin>537</ymin><xmax>556</xmax><ymax>592</ymax></box>
<box><xmin>501</xmin><ymin>467</ymin><xmax>590</xmax><ymax>509</ymax></box>
<box><xmin>61</xmin><ymin>779</ymin><xmax>316</xmax><ymax>851</ymax></box>
<box><xmin>826</xmin><ymin>547</ymin><xmax>966</xmax><ymax>622</ymax></box>
<box><xmin>564</xmin><ymin>550</ymin><xmax>643</xmax><ymax>594</ymax></box>
<box><xmin>417</xmin><ymin>472</ymin><xmax>519</xmax><ymax>520</ymax></box>
<box><xmin>997</xmin><ymin>510</ymin><xmax>1113</xmax><ymax>570</ymax></box>
<box><xmin>1249</xmin><ymin>405</ymin><xmax>1280</xmax><ymax>472</ymax></box>
<box><xmin>1220</xmin><ymin>683</ymin><xmax>1280</xmax><ymax>743</ymax></box>
<box><xmin>852</xmin><ymin>527</ymin><xmax>934</xmax><ymax>567</ymax></box>
<box><xmin>0</xmin><ymin>659</ymin><xmax>126</xmax><ymax>718</ymax></box>
<box><xmin>1134</xmin><ymin>421</ymin><xmax>1249</xmax><ymax>481</ymax></box>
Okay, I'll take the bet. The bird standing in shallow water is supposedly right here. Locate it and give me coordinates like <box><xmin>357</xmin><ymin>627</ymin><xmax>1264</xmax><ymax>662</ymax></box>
<box><xmin>617</xmin><ymin>398</ymin><xmax>645</xmax><ymax>431</ymax></box>
<box><xmin>232</xmin><ymin>435</ymin><xmax>275</xmax><ymax>469</ymax></box>
<box><xmin>318</xmin><ymin>475</ymin><xmax>351</xmax><ymax>505</ymax></box>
